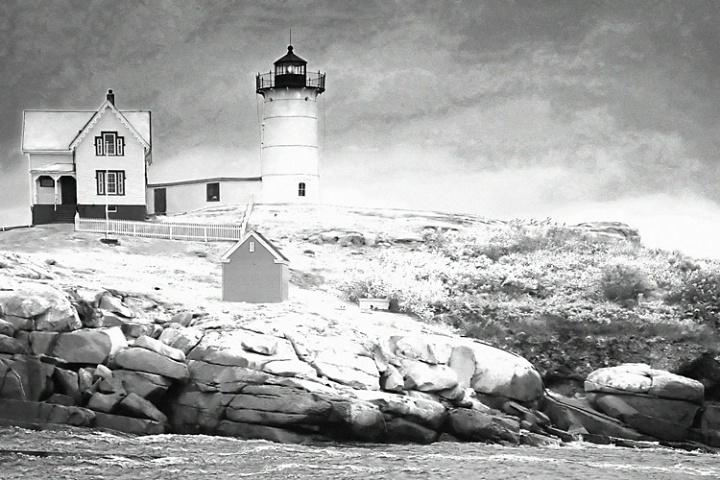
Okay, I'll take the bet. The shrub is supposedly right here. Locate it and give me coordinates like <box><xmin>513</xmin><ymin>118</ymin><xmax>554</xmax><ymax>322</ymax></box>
<box><xmin>599</xmin><ymin>264</ymin><xmax>655</xmax><ymax>306</ymax></box>
<box><xmin>336</xmin><ymin>250</ymin><xmax>450</xmax><ymax>319</ymax></box>
<box><xmin>677</xmin><ymin>270</ymin><xmax>720</xmax><ymax>327</ymax></box>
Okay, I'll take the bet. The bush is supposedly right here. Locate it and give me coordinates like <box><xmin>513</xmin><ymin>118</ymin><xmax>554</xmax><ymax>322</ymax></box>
<box><xmin>677</xmin><ymin>270</ymin><xmax>720</xmax><ymax>327</ymax></box>
<box><xmin>599</xmin><ymin>264</ymin><xmax>655</xmax><ymax>306</ymax></box>
<box><xmin>336</xmin><ymin>215</ymin><xmax>720</xmax><ymax>341</ymax></box>
<box><xmin>336</xmin><ymin>250</ymin><xmax>450</xmax><ymax>319</ymax></box>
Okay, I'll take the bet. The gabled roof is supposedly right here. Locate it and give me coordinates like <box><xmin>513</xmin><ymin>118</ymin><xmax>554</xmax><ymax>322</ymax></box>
<box><xmin>22</xmin><ymin>102</ymin><xmax>151</xmax><ymax>153</ymax></box>
<box><xmin>69</xmin><ymin>100</ymin><xmax>150</xmax><ymax>151</ymax></box>
<box><xmin>220</xmin><ymin>230</ymin><xmax>290</xmax><ymax>265</ymax></box>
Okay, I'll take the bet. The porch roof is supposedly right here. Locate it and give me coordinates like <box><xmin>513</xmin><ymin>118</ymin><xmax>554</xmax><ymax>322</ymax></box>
<box><xmin>31</xmin><ymin>163</ymin><xmax>75</xmax><ymax>174</ymax></box>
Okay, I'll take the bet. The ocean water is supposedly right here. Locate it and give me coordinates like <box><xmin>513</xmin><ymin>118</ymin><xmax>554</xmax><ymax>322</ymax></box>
<box><xmin>0</xmin><ymin>427</ymin><xmax>718</xmax><ymax>480</ymax></box>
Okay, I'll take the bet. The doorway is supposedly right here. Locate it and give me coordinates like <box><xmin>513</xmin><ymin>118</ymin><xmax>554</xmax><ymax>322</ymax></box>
<box><xmin>59</xmin><ymin>176</ymin><xmax>77</xmax><ymax>205</ymax></box>
<box><xmin>154</xmin><ymin>188</ymin><xmax>167</xmax><ymax>215</ymax></box>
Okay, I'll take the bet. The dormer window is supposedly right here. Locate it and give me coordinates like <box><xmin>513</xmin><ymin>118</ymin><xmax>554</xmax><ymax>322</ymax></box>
<box><xmin>95</xmin><ymin>132</ymin><xmax>125</xmax><ymax>156</ymax></box>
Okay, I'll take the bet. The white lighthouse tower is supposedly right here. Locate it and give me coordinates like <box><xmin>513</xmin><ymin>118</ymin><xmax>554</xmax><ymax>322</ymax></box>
<box><xmin>256</xmin><ymin>45</ymin><xmax>326</xmax><ymax>203</ymax></box>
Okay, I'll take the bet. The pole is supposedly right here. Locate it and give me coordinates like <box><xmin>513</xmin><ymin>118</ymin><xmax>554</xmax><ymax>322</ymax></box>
<box><xmin>105</xmin><ymin>169</ymin><xmax>109</xmax><ymax>239</ymax></box>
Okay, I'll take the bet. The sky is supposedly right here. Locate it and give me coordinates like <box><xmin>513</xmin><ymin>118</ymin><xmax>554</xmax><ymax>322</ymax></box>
<box><xmin>1</xmin><ymin>0</ymin><xmax>720</xmax><ymax>258</ymax></box>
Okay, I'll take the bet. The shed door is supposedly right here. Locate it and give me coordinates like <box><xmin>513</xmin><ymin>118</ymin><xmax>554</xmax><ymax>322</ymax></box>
<box><xmin>154</xmin><ymin>188</ymin><xmax>166</xmax><ymax>215</ymax></box>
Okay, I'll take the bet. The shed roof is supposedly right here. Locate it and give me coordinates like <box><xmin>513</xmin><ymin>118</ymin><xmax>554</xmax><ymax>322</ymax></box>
<box><xmin>220</xmin><ymin>230</ymin><xmax>290</xmax><ymax>265</ymax></box>
<box><xmin>31</xmin><ymin>163</ymin><xmax>75</xmax><ymax>174</ymax></box>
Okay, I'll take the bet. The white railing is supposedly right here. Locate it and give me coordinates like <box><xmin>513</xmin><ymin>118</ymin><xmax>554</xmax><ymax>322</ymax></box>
<box><xmin>35</xmin><ymin>193</ymin><xmax>57</xmax><ymax>205</ymax></box>
<box><xmin>74</xmin><ymin>215</ymin><xmax>244</xmax><ymax>242</ymax></box>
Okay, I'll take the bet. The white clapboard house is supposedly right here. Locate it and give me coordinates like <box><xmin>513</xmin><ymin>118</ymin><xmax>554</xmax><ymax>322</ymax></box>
<box><xmin>21</xmin><ymin>90</ymin><xmax>152</xmax><ymax>224</ymax></box>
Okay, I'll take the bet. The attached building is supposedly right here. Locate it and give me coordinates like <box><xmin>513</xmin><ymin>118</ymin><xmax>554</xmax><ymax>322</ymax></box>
<box><xmin>146</xmin><ymin>176</ymin><xmax>261</xmax><ymax>216</ymax></box>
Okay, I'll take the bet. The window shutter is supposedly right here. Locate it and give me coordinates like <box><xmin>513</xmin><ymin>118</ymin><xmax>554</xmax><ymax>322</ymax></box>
<box><xmin>96</xmin><ymin>171</ymin><xmax>104</xmax><ymax>195</ymax></box>
<box><xmin>116</xmin><ymin>137</ymin><xmax>124</xmax><ymax>156</ymax></box>
<box><xmin>95</xmin><ymin>137</ymin><xmax>103</xmax><ymax>156</ymax></box>
<box><xmin>118</xmin><ymin>172</ymin><xmax>125</xmax><ymax>195</ymax></box>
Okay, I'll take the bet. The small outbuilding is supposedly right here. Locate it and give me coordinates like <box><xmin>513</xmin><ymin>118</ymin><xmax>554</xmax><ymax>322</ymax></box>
<box><xmin>220</xmin><ymin>230</ymin><xmax>289</xmax><ymax>303</ymax></box>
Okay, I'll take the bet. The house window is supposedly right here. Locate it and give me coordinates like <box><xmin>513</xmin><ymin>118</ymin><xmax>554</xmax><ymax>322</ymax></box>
<box><xmin>94</xmin><ymin>132</ymin><xmax>125</xmax><ymax>156</ymax></box>
<box><xmin>249</xmin><ymin>241</ymin><xmax>255</xmax><ymax>253</ymax></box>
<box><xmin>96</xmin><ymin>170</ymin><xmax>125</xmax><ymax>195</ymax></box>
<box><xmin>298</xmin><ymin>182</ymin><xmax>306</xmax><ymax>197</ymax></box>
<box><xmin>207</xmin><ymin>183</ymin><xmax>220</xmax><ymax>202</ymax></box>
<box><xmin>38</xmin><ymin>176</ymin><xmax>54</xmax><ymax>188</ymax></box>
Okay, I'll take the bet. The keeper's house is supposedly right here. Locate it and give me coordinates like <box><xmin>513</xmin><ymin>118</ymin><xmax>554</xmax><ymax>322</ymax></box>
<box><xmin>21</xmin><ymin>90</ymin><xmax>151</xmax><ymax>224</ymax></box>
<box><xmin>220</xmin><ymin>230</ymin><xmax>289</xmax><ymax>303</ymax></box>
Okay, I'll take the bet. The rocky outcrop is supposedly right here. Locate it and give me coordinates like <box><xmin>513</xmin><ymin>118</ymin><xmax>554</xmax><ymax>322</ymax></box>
<box><xmin>0</xmin><ymin>272</ymin><xmax>560</xmax><ymax>444</ymax></box>
<box><xmin>677</xmin><ymin>353</ymin><xmax>720</xmax><ymax>401</ymax></box>
<box><xmin>581</xmin><ymin>364</ymin><xmax>705</xmax><ymax>442</ymax></box>
<box><xmin>0</xmin><ymin>355</ymin><xmax>54</xmax><ymax>401</ymax></box>
<box><xmin>2</xmin><ymin>258</ymin><xmax>719</xmax><ymax>450</ymax></box>
<box><xmin>114</xmin><ymin>345</ymin><xmax>189</xmax><ymax>381</ymax></box>
<box><xmin>542</xmin><ymin>392</ymin><xmax>649</xmax><ymax>441</ymax></box>
<box><xmin>585</xmin><ymin>363</ymin><xmax>704</xmax><ymax>403</ymax></box>
<box><xmin>51</xmin><ymin>327</ymin><xmax>128</xmax><ymax>365</ymax></box>
<box><xmin>0</xmin><ymin>283</ymin><xmax>81</xmax><ymax>332</ymax></box>
<box><xmin>0</xmin><ymin>398</ymin><xmax>95</xmax><ymax>429</ymax></box>
<box><xmin>540</xmin><ymin>363</ymin><xmax>720</xmax><ymax>446</ymax></box>
<box><xmin>587</xmin><ymin>392</ymin><xmax>699</xmax><ymax>441</ymax></box>
<box><xmin>573</xmin><ymin>222</ymin><xmax>641</xmax><ymax>244</ymax></box>
<box><xmin>112</xmin><ymin>370</ymin><xmax>173</xmax><ymax>403</ymax></box>
<box><xmin>699</xmin><ymin>402</ymin><xmax>720</xmax><ymax>447</ymax></box>
<box><xmin>451</xmin><ymin>341</ymin><xmax>543</xmax><ymax>402</ymax></box>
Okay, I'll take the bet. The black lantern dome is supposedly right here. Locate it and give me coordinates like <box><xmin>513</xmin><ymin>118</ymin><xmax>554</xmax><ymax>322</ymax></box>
<box><xmin>256</xmin><ymin>45</ymin><xmax>325</xmax><ymax>93</ymax></box>
<box><xmin>275</xmin><ymin>46</ymin><xmax>306</xmax><ymax>74</ymax></box>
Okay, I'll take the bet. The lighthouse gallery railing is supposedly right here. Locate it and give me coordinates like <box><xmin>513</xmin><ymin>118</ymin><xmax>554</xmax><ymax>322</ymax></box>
<box><xmin>255</xmin><ymin>71</ymin><xmax>326</xmax><ymax>93</ymax></box>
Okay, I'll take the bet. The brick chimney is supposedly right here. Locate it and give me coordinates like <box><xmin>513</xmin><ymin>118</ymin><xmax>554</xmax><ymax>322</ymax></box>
<box><xmin>106</xmin><ymin>89</ymin><xmax>115</xmax><ymax>105</ymax></box>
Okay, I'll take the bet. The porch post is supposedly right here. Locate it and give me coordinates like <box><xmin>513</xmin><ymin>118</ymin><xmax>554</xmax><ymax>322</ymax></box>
<box><xmin>30</xmin><ymin>173</ymin><xmax>36</xmax><ymax>206</ymax></box>
<box><xmin>53</xmin><ymin>175</ymin><xmax>59</xmax><ymax>211</ymax></box>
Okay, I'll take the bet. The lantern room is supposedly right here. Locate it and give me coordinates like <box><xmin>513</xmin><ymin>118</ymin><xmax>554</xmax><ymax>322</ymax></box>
<box><xmin>274</xmin><ymin>45</ymin><xmax>306</xmax><ymax>87</ymax></box>
<box><xmin>256</xmin><ymin>45</ymin><xmax>325</xmax><ymax>93</ymax></box>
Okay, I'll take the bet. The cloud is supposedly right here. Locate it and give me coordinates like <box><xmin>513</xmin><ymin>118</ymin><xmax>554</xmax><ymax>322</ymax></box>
<box><xmin>2</xmin><ymin>1</ymin><xmax>720</xmax><ymax>258</ymax></box>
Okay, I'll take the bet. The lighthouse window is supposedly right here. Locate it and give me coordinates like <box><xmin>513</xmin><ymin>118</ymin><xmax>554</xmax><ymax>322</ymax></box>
<box><xmin>277</xmin><ymin>64</ymin><xmax>305</xmax><ymax>76</ymax></box>
<box><xmin>206</xmin><ymin>183</ymin><xmax>220</xmax><ymax>202</ymax></box>
<box><xmin>298</xmin><ymin>182</ymin><xmax>306</xmax><ymax>197</ymax></box>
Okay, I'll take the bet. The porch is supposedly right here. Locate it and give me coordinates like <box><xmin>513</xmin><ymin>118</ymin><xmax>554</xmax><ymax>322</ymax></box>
<box><xmin>31</xmin><ymin>169</ymin><xmax>77</xmax><ymax>224</ymax></box>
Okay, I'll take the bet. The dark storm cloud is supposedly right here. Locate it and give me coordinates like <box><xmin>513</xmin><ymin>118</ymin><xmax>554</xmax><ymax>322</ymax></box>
<box><xmin>1</xmin><ymin>0</ymin><xmax>719</xmax><ymax>226</ymax></box>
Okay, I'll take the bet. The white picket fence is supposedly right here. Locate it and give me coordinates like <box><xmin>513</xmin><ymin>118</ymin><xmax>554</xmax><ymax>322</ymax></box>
<box><xmin>74</xmin><ymin>215</ymin><xmax>244</xmax><ymax>242</ymax></box>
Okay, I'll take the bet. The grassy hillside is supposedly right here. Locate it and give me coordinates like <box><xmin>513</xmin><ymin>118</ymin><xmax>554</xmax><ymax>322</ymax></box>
<box><xmin>234</xmin><ymin>204</ymin><xmax>720</xmax><ymax>332</ymax></box>
<box><xmin>167</xmin><ymin>203</ymin><xmax>720</xmax><ymax>336</ymax></box>
<box><xmin>242</xmin><ymin>204</ymin><xmax>720</xmax><ymax>391</ymax></box>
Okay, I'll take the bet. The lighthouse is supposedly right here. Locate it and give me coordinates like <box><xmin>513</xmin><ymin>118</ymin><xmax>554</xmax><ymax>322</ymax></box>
<box><xmin>256</xmin><ymin>45</ymin><xmax>326</xmax><ymax>203</ymax></box>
